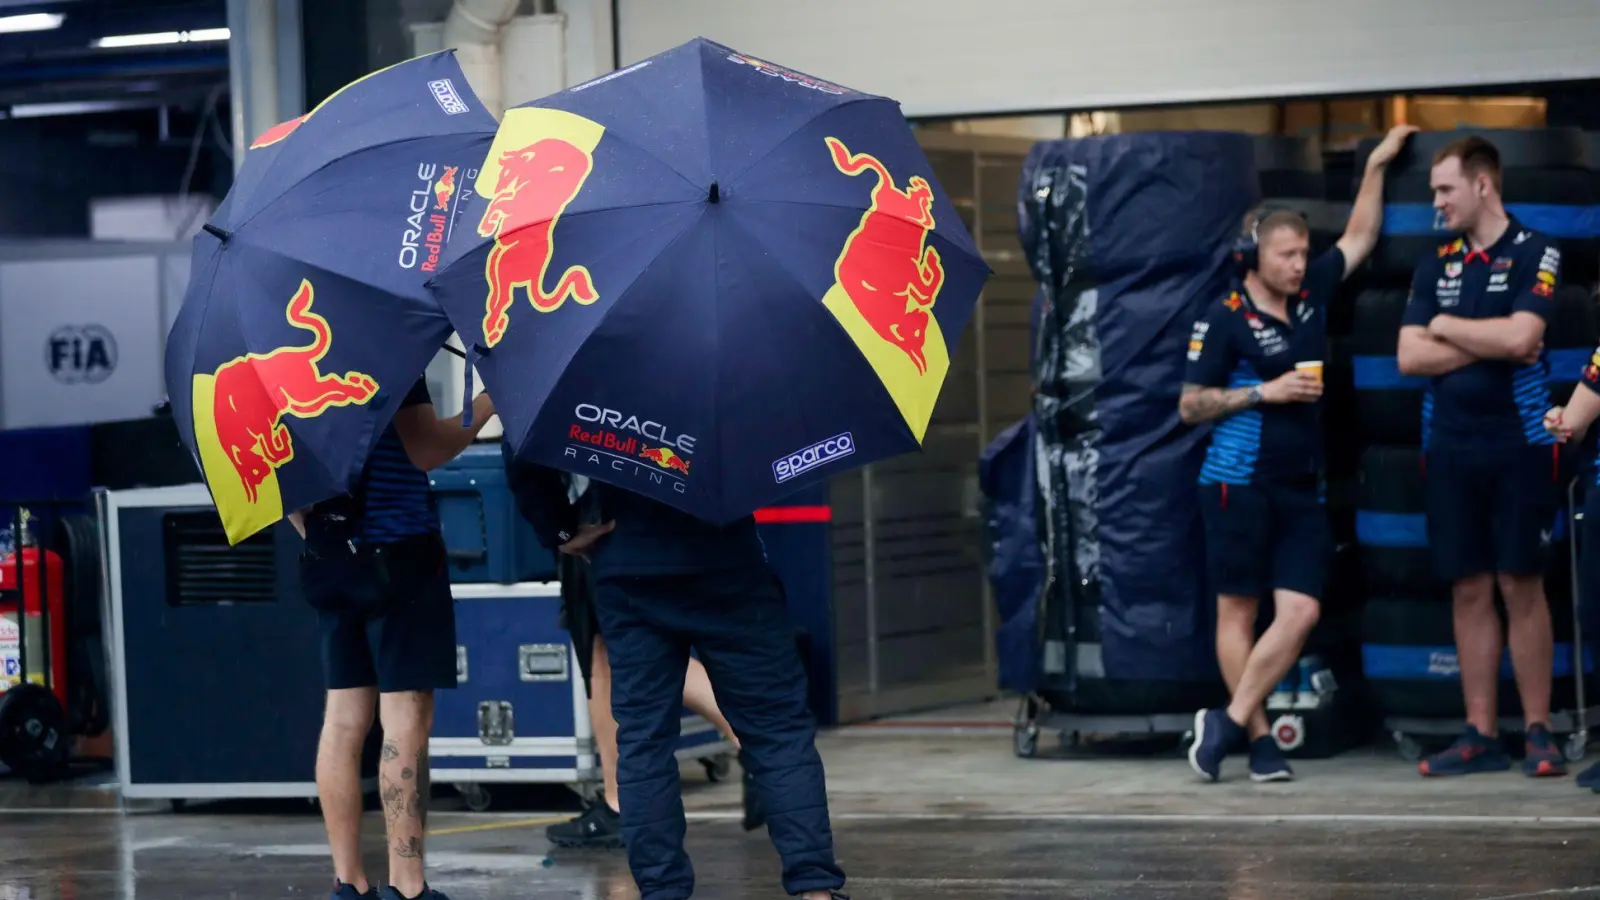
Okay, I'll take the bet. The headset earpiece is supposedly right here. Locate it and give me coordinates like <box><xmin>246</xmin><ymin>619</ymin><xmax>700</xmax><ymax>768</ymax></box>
<box><xmin>1232</xmin><ymin>204</ymin><xmax>1309</xmax><ymax>274</ymax></box>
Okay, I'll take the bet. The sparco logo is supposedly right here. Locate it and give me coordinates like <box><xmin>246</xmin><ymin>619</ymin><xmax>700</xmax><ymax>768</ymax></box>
<box><xmin>774</xmin><ymin>433</ymin><xmax>854</xmax><ymax>483</ymax></box>
<box><xmin>574</xmin><ymin>404</ymin><xmax>695</xmax><ymax>454</ymax></box>
<box><xmin>428</xmin><ymin>78</ymin><xmax>469</xmax><ymax>115</ymax></box>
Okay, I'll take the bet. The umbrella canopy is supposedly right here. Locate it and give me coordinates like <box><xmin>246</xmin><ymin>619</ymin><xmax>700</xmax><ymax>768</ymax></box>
<box><xmin>427</xmin><ymin>37</ymin><xmax>991</xmax><ymax>524</ymax></box>
<box><xmin>165</xmin><ymin>50</ymin><xmax>496</xmax><ymax>544</ymax></box>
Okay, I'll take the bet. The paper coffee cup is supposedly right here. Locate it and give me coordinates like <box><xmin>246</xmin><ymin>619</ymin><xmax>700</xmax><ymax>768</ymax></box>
<box><xmin>1296</xmin><ymin>360</ymin><xmax>1323</xmax><ymax>383</ymax></box>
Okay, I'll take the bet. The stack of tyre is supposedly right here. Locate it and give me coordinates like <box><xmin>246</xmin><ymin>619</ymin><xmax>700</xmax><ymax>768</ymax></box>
<box><xmin>1351</xmin><ymin>129</ymin><xmax>1600</xmax><ymax>728</ymax></box>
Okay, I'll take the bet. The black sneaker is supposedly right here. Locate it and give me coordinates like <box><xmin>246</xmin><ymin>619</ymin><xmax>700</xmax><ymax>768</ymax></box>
<box><xmin>330</xmin><ymin>881</ymin><xmax>376</xmax><ymax>900</ymax></box>
<box><xmin>377</xmin><ymin>885</ymin><xmax>448</xmax><ymax>900</ymax></box>
<box><xmin>546</xmin><ymin>800</ymin><xmax>624</xmax><ymax>849</ymax></box>
<box><xmin>741</xmin><ymin>756</ymin><xmax>765</xmax><ymax>832</ymax></box>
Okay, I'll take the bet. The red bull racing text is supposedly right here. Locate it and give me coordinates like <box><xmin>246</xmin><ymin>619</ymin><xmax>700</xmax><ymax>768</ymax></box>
<box><xmin>564</xmin><ymin>403</ymin><xmax>695</xmax><ymax>493</ymax></box>
<box><xmin>825</xmin><ymin>136</ymin><xmax>946</xmax><ymax>375</ymax></box>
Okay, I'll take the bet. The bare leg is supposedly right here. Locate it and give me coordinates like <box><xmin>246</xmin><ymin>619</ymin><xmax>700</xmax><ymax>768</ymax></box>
<box><xmin>683</xmin><ymin>656</ymin><xmax>740</xmax><ymax>748</ymax></box>
<box><xmin>588</xmin><ymin>636</ymin><xmax>621</xmax><ymax>813</ymax></box>
<box><xmin>378</xmin><ymin>691</ymin><xmax>434</xmax><ymax>899</ymax></box>
<box><xmin>1452</xmin><ymin>573</ymin><xmax>1501</xmax><ymax>735</ymax></box>
<box><xmin>1214</xmin><ymin>594</ymin><xmax>1270</xmax><ymax>740</ymax></box>
<box><xmin>318</xmin><ymin>687</ymin><xmax>376</xmax><ymax>893</ymax></box>
<box><xmin>1225</xmin><ymin>590</ymin><xmax>1321</xmax><ymax>731</ymax></box>
<box><xmin>1499</xmin><ymin>573</ymin><xmax>1554</xmax><ymax>728</ymax></box>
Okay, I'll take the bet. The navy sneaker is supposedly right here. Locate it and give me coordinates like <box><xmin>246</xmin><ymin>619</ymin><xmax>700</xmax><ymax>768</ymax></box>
<box><xmin>1523</xmin><ymin>724</ymin><xmax>1568</xmax><ymax>778</ymax></box>
<box><xmin>1188</xmin><ymin>708</ymin><xmax>1246</xmax><ymax>782</ymax></box>
<box><xmin>1577</xmin><ymin>760</ymin><xmax>1600</xmax><ymax>790</ymax></box>
<box><xmin>377</xmin><ymin>885</ymin><xmax>448</xmax><ymax>900</ymax></box>
<box><xmin>1418</xmin><ymin>726</ymin><xmax>1511</xmax><ymax>777</ymax></box>
<box><xmin>1248</xmin><ymin>736</ymin><xmax>1295</xmax><ymax>783</ymax></box>
<box><xmin>330</xmin><ymin>881</ymin><xmax>376</xmax><ymax>900</ymax></box>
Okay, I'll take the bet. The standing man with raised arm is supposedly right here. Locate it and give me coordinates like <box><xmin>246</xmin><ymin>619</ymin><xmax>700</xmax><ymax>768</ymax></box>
<box><xmin>293</xmin><ymin>379</ymin><xmax>497</xmax><ymax>900</ymax></box>
<box><xmin>1183</xmin><ymin>124</ymin><xmax>1416</xmax><ymax>783</ymax></box>
<box><xmin>1397</xmin><ymin>135</ymin><xmax>1568</xmax><ymax>779</ymax></box>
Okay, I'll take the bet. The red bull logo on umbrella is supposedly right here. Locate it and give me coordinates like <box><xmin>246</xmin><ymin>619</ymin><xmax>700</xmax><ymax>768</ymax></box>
<box><xmin>191</xmin><ymin>279</ymin><xmax>380</xmax><ymax>544</ymax></box>
<box><xmin>473</xmin><ymin>107</ymin><xmax>607</xmax><ymax>347</ymax></box>
<box><xmin>820</xmin><ymin>136</ymin><xmax>950</xmax><ymax>442</ymax></box>
<box><xmin>639</xmin><ymin>445</ymin><xmax>691</xmax><ymax>476</ymax></box>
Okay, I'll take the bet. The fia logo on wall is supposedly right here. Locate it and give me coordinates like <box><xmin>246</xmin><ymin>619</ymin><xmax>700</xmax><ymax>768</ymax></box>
<box><xmin>46</xmin><ymin>325</ymin><xmax>117</xmax><ymax>385</ymax></box>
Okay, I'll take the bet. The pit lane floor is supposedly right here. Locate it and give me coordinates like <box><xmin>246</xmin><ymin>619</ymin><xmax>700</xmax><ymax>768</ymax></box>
<box><xmin>4</xmin><ymin>702</ymin><xmax>1599</xmax><ymax>899</ymax></box>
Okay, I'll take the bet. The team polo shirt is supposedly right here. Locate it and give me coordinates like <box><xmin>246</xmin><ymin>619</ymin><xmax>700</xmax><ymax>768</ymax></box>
<box><xmin>1399</xmin><ymin>218</ymin><xmax>1560</xmax><ymax>450</ymax></box>
<box><xmin>360</xmin><ymin>377</ymin><xmax>440</xmax><ymax>542</ymax></box>
<box><xmin>1185</xmin><ymin>247</ymin><xmax>1345</xmax><ymax>485</ymax></box>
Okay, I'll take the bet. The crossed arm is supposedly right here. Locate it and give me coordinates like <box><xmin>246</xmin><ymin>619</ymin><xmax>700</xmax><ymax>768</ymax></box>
<box><xmin>1397</xmin><ymin>313</ymin><xmax>1544</xmax><ymax>377</ymax></box>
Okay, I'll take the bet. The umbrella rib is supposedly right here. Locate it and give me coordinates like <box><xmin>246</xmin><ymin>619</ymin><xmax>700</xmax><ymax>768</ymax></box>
<box><xmin>718</xmin><ymin>211</ymin><xmax>914</xmax><ymax>445</ymax></box>
<box><xmin>722</xmin><ymin>95</ymin><xmax>892</xmax><ymax>191</ymax></box>
<box><xmin>228</xmin><ymin>134</ymin><xmax>475</xmax><ymax>234</ymax></box>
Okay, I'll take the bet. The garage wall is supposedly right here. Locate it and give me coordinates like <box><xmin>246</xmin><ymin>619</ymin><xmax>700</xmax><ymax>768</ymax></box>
<box><xmin>617</xmin><ymin>0</ymin><xmax>1600</xmax><ymax>118</ymax></box>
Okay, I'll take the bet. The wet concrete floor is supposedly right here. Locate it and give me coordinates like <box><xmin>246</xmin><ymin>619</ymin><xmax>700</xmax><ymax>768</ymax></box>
<box><xmin>5</xmin><ymin>710</ymin><xmax>1600</xmax><ymax>899</ymax></box>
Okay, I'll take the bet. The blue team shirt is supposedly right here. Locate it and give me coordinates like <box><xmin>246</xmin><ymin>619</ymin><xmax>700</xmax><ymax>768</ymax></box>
<box><xmin>1399</xmin><ymin>217</ymin><xmax>1560</xmax><ymax>450</ymax></box>
<box><xmin>1185</xmin><ymin>247</ymin><xmax>1345</xmax><ymax>485</ymax></box>
<box><xmin>360</xmin><ymin>378</ymin><xmax>440</xmax><ymax>542</ymax></box>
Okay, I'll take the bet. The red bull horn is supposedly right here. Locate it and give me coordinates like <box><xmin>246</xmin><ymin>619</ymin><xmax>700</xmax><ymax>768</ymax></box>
<box><xmin>193</xmin><ymin>279</ymin><xmax>379</xmax><ymax>544</ymax></box>
<box><xmin>639</xmin><ymin>445</ymin><xmax>691</xmax><ymax>476</ymax></box>
<box><xmin>819</xmin><ymin>136</ymin><xmax>951</xmax><ymax>444</ymax></box>
<box><xmin>473</xmin><ymin>108</ymin><xmax>608</xmax><ymax>347</ymax></box>
<box><xmin>433</xmin><ymin>166</ymin><xmax>459</xmax><ymax>210</ymax></box>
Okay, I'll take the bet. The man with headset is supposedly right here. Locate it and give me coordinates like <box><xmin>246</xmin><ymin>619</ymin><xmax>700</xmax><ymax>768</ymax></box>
<box><xmin>1182</xmin><ymin>124</ymin><xmax>1417</xmax><ymax>783</ymax></box>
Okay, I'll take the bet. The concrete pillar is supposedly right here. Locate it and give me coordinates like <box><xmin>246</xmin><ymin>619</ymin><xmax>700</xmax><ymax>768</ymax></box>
<box><xmin>225</xmin><ymin>0</ymin><xmax>304</xmax><ymax>168</ymax></box>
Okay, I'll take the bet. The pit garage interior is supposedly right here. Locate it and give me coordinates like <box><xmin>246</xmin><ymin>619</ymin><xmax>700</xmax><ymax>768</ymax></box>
<box><xmin>5</xmin><ymin>1</ymin><xmax>1600</xmax><ymax>898</ymax></box>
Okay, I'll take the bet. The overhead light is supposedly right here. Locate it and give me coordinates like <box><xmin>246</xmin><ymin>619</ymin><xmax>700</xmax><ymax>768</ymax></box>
<box><xmin>7</xmin><ymin>99</ymin><xmax>154</xmax><ymax>119</ymax></box>
<box><xmin>0</xmin><ymin>12</ymin><xmax>65</xmax><ymax>34</ymax></box>
<box><xmin>93</xmin><ymin>27</ymin><xmax>230</xmax><ymax>49</ymax></box>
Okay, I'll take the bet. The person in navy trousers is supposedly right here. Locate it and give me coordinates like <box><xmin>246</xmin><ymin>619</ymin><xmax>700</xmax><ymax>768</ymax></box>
<box><xmin>504</xmin><ymin>454</ymin><xmax>847</xmax><ymax>900</ymax></box>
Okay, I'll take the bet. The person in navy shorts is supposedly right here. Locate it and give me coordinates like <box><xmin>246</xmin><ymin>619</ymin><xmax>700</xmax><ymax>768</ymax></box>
<box><xmin>294</xmin><ymin>378</ymin><xmax>497</xmax><ymax>900</ymax></box>
<box><xmin>1183</xmin><ymin>125</ymin><xmax>1417</xmax><ymax>783</ymax></box>
<box><xmin>1399</xmin><ymin>135</ymin><xmax>1568</xmax><ymax>779</ymax></box>
<box><xmin>1542</xmin><ymin>317</ymin><xmax>1600</xmax><ymax>790</ymax></box>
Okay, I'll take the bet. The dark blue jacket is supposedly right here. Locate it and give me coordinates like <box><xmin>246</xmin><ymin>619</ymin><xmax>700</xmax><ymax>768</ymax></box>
<box><xmin>501</xmin><ymin>443</ymin><xmax>765</xmax><ymax>578</ymax></box>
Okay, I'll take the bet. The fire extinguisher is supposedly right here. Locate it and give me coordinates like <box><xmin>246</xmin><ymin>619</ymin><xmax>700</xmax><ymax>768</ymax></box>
<box><xmin>0</xmin><ymin>507</ymin><xmax>70</xmax><ymax>782</ymax></box>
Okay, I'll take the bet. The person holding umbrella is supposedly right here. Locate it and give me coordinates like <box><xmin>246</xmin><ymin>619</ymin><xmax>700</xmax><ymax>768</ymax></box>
<box><xmin>293</xmin><ymin>378</ymin><xmax>496</xmax><ymax>900</ymax></box>
<box><xmin>163</xmin><ymin>50</ymin><xmax>504</xmax><ymax>900</ymax></box>
<box><xmin>426</xmin><ymin>38</ymin><xmax>989</xmax><ymax>899</ymax></box>
<box><xmin>503</xmin><ymin>454</ymin><xmax>842</xmax><ymax>899</ymax></box>
<box><xmin>500</xmin><ymin>448</ymin><xmax>762</xmax><ymax>849</ymax></box>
